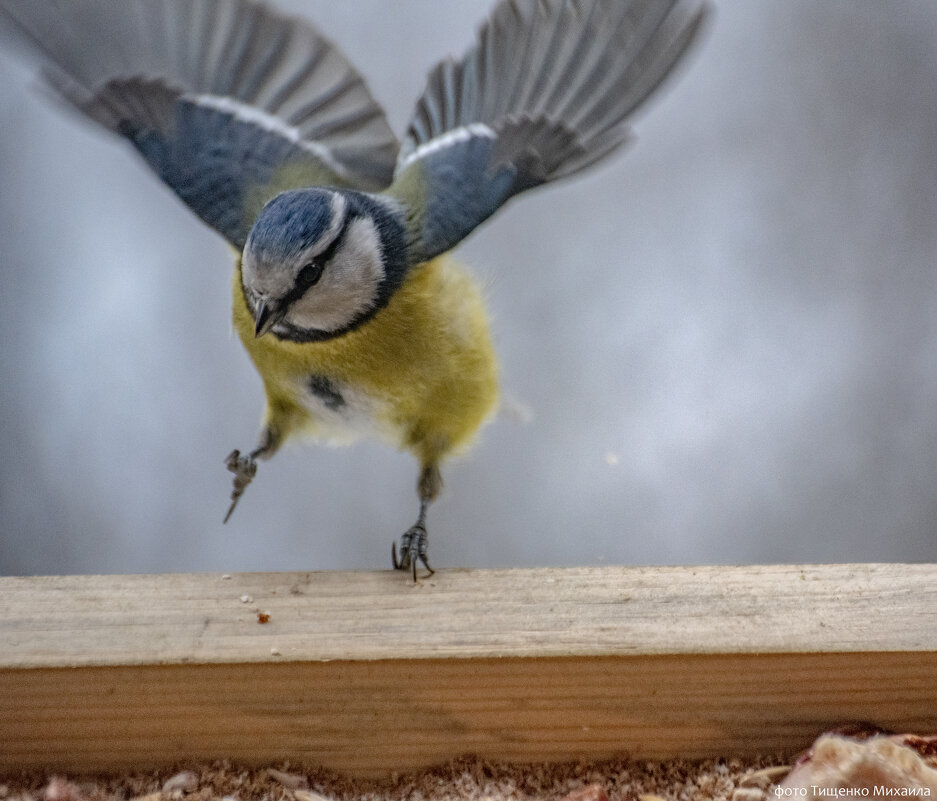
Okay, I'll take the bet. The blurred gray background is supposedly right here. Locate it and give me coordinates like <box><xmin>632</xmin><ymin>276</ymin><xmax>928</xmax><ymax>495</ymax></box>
<box><xmin>1</xmin><ymin>1</ymin><xmax>936</xmax><ymax>575</ymax></box>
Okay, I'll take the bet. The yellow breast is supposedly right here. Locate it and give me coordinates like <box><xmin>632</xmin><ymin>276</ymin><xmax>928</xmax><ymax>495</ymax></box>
<box><xmin>231</xmin><ymin>254</ymin><xmax>499</xmax><ymax>467</ymax></box>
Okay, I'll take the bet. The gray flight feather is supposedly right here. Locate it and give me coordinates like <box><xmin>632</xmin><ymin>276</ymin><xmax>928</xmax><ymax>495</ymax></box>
<box><xmin>0</xmin><ymin>0</ymin><xmax>399</xmax><ymax>248</ymax></box>
<box><xmin>391</xmin><ymin>0</ymin><xmax>709</xmax><ymax>264</ymax></box>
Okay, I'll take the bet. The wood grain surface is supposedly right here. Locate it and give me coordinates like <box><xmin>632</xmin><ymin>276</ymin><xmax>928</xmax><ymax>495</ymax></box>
<box><xmin>1</xmin><ymin>565</ymin><xmax>934</xmax><ymax>776</ymax></box>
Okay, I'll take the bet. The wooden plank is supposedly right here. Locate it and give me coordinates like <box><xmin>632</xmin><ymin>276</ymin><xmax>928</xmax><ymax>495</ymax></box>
<box><xmin>1</xmin><ymin>565</ymin><xmax>935</xmax><ymax>776</ymax></box>
<box><xmin>2</xmin><ymin>564</ymin><xmax>935</xmax><ymax>666</ymax></box>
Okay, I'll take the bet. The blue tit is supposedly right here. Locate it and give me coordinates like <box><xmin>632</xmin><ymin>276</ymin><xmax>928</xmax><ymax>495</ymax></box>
<box><xmin>0</xmin><ymin>0</ymin><xmax>708</xmax><ymax>578</ymax></box>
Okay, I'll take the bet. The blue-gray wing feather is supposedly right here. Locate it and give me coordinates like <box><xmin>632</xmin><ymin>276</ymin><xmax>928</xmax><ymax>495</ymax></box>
<box><xmin>0</xmin><ymin>0</ymin><xmax>399</xmax><ymax>249</ymax></box>
<box><xmin>391</xmin><ymin>0</ymin><xmax>709</xmax><ymax>264</ymax></box>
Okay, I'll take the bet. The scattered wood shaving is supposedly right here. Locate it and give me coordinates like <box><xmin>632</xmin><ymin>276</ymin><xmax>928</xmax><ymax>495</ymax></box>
<box><xmin>264</xmin><ymin>769</ymin><xmax>307</xmax><ymax>790</ymax></box>
<box><xmin>728</xmin><ymin>789</ymin><xmax>764</xmax><ymax>801</ymax></box>
<box><xmin>293</xmin><ymin>792</ymin><xmax>332</xmax><ymax>801</ymax></box>
<box><xmin>162</xmin><ymin>772</ymin><xmax>198</xmax><ymax>794</ymax></box>
<box><xmin>558</xmin><ymin>785</ymin><xmax>608</xmax><ymax>801</ymax></box>
<box><xmin>42</xmin><ymin>778</ymin><xmax>85</xmax><ymax>801</ymax></box>
<box><xmin>737</xmin><ymin>766</ymin><xmax>791</xmax><ymax>789</ymax></box>
<box><xmin>779</xmin><ymin>734</ymin><xmax>937</xmax><ymax>798</ymax></box>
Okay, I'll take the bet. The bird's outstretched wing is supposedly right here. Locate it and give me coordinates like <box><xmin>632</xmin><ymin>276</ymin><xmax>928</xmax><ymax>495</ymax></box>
<box><xmin>389</xmin><ymin>0</ymin><xmax>708</xmax><ymax>264</ymax></box>
<box><xmin>0</xmin><ymin>0</ymin><xmax>399</xmax><ymax>249</ymax></box>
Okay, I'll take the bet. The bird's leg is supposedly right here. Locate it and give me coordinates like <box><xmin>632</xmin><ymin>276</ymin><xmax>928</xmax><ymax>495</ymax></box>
<box><xmin>223</xmin><ymin>427</ymin><xmax>279</xmax><ymax>523</ymax></box>
<box><xmin>392</xmin><ymin>464</ymin><xmax>442</xmax><ymax>581</ymax></box>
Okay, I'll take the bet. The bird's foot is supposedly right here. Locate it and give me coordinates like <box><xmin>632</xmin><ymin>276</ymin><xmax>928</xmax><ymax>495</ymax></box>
<box><xmin>392</xmin><ymin>522</ymin><xmax>434</xmax><ymax>581</ymax></box>
<box><xmin>224</xmin><ymin>449</ymin><xmax>257</xmax><ymax>523</ymax></box>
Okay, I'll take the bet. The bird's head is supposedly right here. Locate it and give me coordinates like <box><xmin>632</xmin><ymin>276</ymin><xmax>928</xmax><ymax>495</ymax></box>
<box><xmin>242</xmin><ymin>188</ymin><xmax>396</xmax><ymax>341</ymax></box>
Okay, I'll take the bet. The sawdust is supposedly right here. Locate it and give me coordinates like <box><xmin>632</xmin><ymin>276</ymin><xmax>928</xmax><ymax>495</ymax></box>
<box><xmin>0</xmin><ymin>755</ymin><xmax>789</xmax><ymax>801</ymax></box>
<box><xmin>8</xmin><ymin>734</ymin><xmax>935</xmax><ymax>801</ymax></box>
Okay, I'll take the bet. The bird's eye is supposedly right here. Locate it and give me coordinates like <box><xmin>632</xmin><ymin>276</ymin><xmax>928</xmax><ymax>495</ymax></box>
<box><xmin>297</xmin><ymin>260</ymin><xmax>325</xmax><ymax>289</ymax></box>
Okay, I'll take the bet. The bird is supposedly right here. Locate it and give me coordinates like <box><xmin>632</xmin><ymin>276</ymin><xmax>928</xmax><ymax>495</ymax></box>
<box><xmin>0</xmin><ymin>0</ymin><xmax>708</xmax><ymax>579</ymax></box>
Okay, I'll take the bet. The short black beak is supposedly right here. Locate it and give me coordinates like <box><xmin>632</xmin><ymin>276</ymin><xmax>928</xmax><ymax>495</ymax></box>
<box><xmin>254</xmin><ymin>300</ymin><xmax>280</xmax><ymax>338</ymax></box>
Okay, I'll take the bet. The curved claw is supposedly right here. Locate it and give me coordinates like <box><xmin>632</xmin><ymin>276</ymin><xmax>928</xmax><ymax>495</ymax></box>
<box><xmin>392</xmin><ymin>524</ymin><xmax>434</xmax><ymax>581</ymax></box>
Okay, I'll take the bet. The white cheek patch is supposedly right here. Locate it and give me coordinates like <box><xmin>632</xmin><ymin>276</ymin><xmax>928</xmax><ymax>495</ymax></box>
<box><xmin>286</xmin><ymin>216</ymin><xmax>385</xmax><ymax>333</ymax></box>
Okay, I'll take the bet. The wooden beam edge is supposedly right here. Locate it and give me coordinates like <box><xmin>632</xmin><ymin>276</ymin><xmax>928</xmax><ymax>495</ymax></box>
<box><xmin>1</xmin><ymin>563</ymin><xmax>935</xmax><ymax>669</ymax></box>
